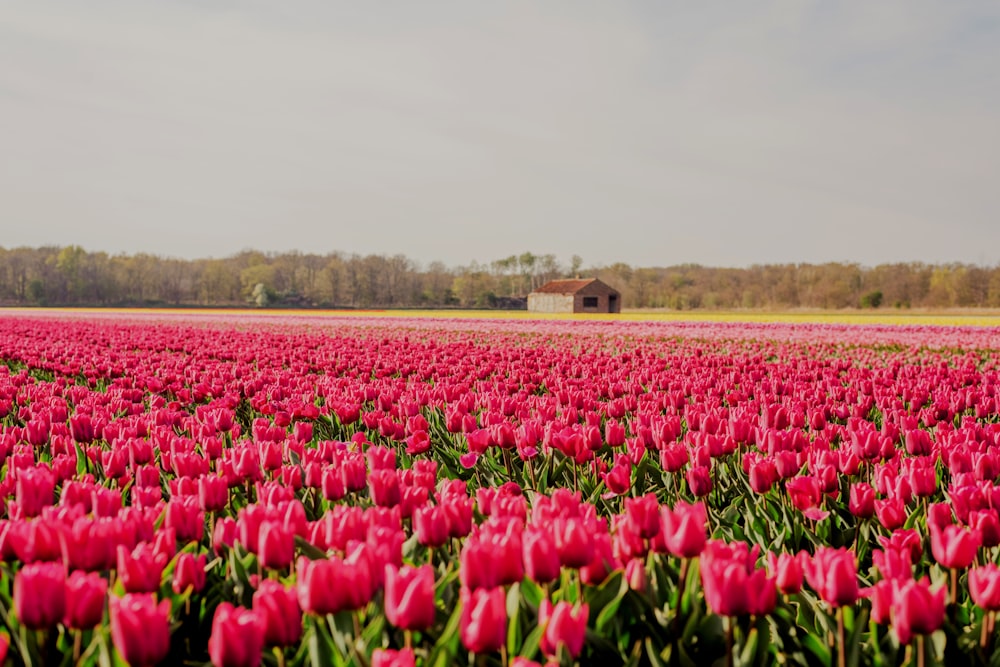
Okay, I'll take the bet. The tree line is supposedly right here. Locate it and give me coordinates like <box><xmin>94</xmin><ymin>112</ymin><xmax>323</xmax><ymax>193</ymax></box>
<box><xmin>1</xmin><ymin>245</ymin><xmax>999</xmax><ymax>310</ymax></box>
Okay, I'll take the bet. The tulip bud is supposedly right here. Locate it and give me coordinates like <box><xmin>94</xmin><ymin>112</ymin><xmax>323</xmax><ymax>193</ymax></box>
<box><xmin>371</xmin><ymin>648</ymin><xmax>416</xmax><ymax>667</ymax></box>
<box><xmin>460</xmin><ymin>586</ymin><xmax>507</xmax><ymax>654</ymax></box>
<box><xmin>253</xmin><ymin>580</ymin><xmax>302</xmax><ymax>648</ymax></box>
<box><xmin>208</xmin><ymin>602</ymin><xmax>265</xmax><ymax>667</ymax></box>
<box><xmin>110</xmin><ymin>594</ymin><xmax>172</xmax><ymax>667</ymax></box>
<box><xmin>660</xmin><ymin>501</ymin><xmax>707</xmax><ymax>559</ymax></box>
<box><xmin>384</xmin><ymin>565</ymin><xmax>436</xmax><ymax>632</ymax></box>
<box><xmin>14</xmin><ymin>562</ymin><xmax>66</xmax><ymax>629</ymax></box>
<box><xmin>538</xmin><ymin>600</ymin><xmax>588</xmax><ymax>659</ymax></box>
<box><xmin>64</xmin><ymin>570</ymin><xmax>107</xmax><ymax>630</ymax></box>
<box><xmin>172</xmin><ymin>552</ymin><xmax>207</xmax><ymax>595</ymax></box>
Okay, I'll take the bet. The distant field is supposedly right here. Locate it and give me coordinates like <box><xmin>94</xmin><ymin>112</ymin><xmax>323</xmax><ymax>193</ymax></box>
<box><xmin>4</xmin><ymin>306</ymin><xmax>1000</xmax><ymax>326</ymax></box>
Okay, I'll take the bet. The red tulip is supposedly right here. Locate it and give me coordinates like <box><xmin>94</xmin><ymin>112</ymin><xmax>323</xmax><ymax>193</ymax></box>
<box><xmin>460</xmin><ymin>586</ymin><xmax>507</xmax><ymax>654</ymax></box>
<box><xmin>700</xmin><ymin>541</ymin><xmax>775</xmax><ymax>617</ymax></box>
<box><xmin>14</xmin><ymin>467</ymin><xmax>55</xmax><ymax>518</ymax></box>
<box><xmin>970</xmin><ymin>510</ymin><xmax>1000</xmax><ymax>549</ymax></box>
<box><xmin>252</xmin><ymin>580</ymin><xmax>302</xmax><ymax>647</ymax></box>
<box><xmin>864</xmin><ymin>579</ymin><xmax>895</xmax><ymax>625</ymax></box>
<box><xmin>625</xmin><ymin>558</ymin><xmax>648</xmax><ymax>592</ymax></box>
<box><xmin>601</xmin><ymin>461</ymin><xmax>631</xmax><ymax>496</ymax></box>
<box><xmin>14</xmin><ymin>562</ymin><xmax>66</xmax><ymax>629</ymax></box>
<box><xmin>624</xmin><ymin>493</ymin><xmax>661</xmax><ymax>539</ymax></box>
<box><xmin>874</xmin><ymin>497</ymin><xmax>907</xmax><ymax>531</ymax></box>
<box><xmin>848</xmin><ymin>483</ymin><xmax>875</xmax><ymax>519</ymax></box>
<box><xmin>258</xmin><ymin>521</ymin><xmax>295</xmax><ymax>571</ymax></box>
<box><xmin>296</xmin><ymin>555</ymin><xmax>372</xmax><ymax>615</ymax></box>
<box><xmin>384</xmin><ymin>564</ymin><xmax>436</xmax><ymax>632</ymax></box>
<box><xmin>117</xmin><ymin>544</ymin><xmax>167</xmax><ymax>594</ymax></box>
<box><xmin>553</xmin><ymin>516</ymin><xmax>595</xmax><ymax>569</ymax></box>
<box><xmin>660</xmin><ymin>501</ymin><xmax>707</xmax><ymax>558</ymax></box>
<box><xmin>523</xmin><ymin>526</ymin><xmax>561</xmax><ymax>585</ymax></box>
<box><xmin>580</xmin><ymin>531</ymin><xmax>618</xmax><ymax>587</ymax></box>
<box><xmin>164</xmin><ymin>498</ymin><xmax>204</xmax><ymax>543</ymax></box>
<box><xmin>686</xmin><ymin>466</ymin><xmax>712</xmax><ymax>497</ymax></box>
<box><xmin>767</xmin><ymin>551</ymin><xmax>805</xmax><ymax>595</ymax></box>
<box><xmin>538</xmin><ymin>600</ymin><xmax>588</xmax><ymax>659</ymax></box>
<box><xmin>413</xmin><ymin>505</ymin><xmax>449</xmax><ymax>548</ymax></box>
<box><xmin>748</xmin><ymin>459</ymin><xmax>778</xmax><ymax>494</ymax></box>
<box><xmin>64</xmin><ymin>570</ymin><xmax>107</xmax><ymax>629</ymax></box>
<box><xmin>805</xmin><ymin>547</ymin><xmax>859</xmax><ymax>607</ymax></box>
<box><xmin>172</xmin><ymin>552</ymin><xmax>207</xmax><ymax>595</ymax></box>
<box><xmin>369</xmin><ymin>470</ymin><xmax>402</xmax><ymax>507</ymax></box>
<box><xmin>929</xmin><ymin>523</ymin><xmax>980</xmax><ymax>569</ymax></box>
<box><xmin>199</xmin><ymin>475</ymin><xmax>229</xmax><ymax>513</ymax></box>
<box><xmin>110</xmin><ymin>594</ymin><xmax>172</xmax><ymax>667</ymax></box>
<box><xmin>970</xmin><ymin>565</ymin><xmax>1000</xmax><ymax>611</ymax></box>
<box><xmin>892</xmin><ymin>577</ymin><xmax>946</xmax><ymax>644</ymax></box>
<box><xmin>213</xmin><ymin>517</ymin><xmax>238</xmax><ymax>555</ymax></box>
<box><xmin>371</xmin><ymin>648</ymin><xmax>416</xmax><ymax>667</ymax></box>
<box><xmin>208</xmin><ymin>602</ymin><xmax>265</xmax><ymax>667</ymax></box>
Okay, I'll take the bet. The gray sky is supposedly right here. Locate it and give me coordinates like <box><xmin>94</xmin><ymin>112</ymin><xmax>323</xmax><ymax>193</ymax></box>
<box><xmin>1</xmin><ymin>1</ymin><xmax>998</xmax><ymax>268</ymax></box>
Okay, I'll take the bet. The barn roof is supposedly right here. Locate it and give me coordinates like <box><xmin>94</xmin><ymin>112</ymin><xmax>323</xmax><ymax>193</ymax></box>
<box><xmin>532</xmin><ymin>278</ymin><xmax>616</xmax><ymax>295</ymax></box>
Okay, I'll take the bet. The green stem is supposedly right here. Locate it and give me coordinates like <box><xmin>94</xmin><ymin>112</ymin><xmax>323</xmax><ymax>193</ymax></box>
<box><xmin>837</xmin><ymin>606</ymin><xmax>846</xmax><ymax>667</ymax></box>
<box><xmin>726</xmin><ymin>617</ymin><xmax>734</xmax><ymax>667</ymax></box>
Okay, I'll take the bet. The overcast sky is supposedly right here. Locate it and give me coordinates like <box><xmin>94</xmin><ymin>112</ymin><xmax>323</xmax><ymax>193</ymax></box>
<box><xmin>1</xmin><ymin>1</ymin><xmax>998</xmax><ymax>268</ymax></box>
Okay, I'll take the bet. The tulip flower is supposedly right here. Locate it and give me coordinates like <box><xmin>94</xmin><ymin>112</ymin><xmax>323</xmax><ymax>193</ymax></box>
<box><xmin>384</xmin><ymin>564</ymin><xmax>436</xmax><ymax>632</ymax></box>
<box><xmin>64</xmin><ymin>570</ymin><xmax>108</xmax><ymax>630</ymax></box>
<box><xmin>460</xmin><ymin>586</ymin><xmax>507</xmax><ymax>654</ymax></box>
<box><xmin>874</xmin><ymin>497</ymin><xmax>907</xmax><ymax>531</ymax></box>
<box><xmin>553</xmin><ymin>516</ymin><xmax>595</xmax><ymax>569</ymax></box>
<box><xmin>523</xmin><ymin>526</ymin><xmax>562</xmax><ymax>584</ymax></box>
<box><xmin>252</xmin><ymin>580</ymin><xmax>302</xmax><ymax>648</ymax></box>
<box><xmin>413</xmin><ymin>505</ymin><xmax>449</xmax><ymax>549</ymax></box>
<box><xmin>864</xmin><ymin>578</ymin><xmax>895</xmax><ymax>625</ymax></box>
<box><xmin>164</xmin><ymin>498</ymin><xmax>204</xmax><ymax>543</ymax></box>
<box><xmin>660</xmin><ymin>501</ymin><xmax>707</xmax><ymax>558</ymax></box>
<box><xmin>970</xmin><ymin>565</ymin><xmax>1000</xmax><ymax>611</ymax></box>
<box><xmin>369</xmin><ymin>470</ymin><xmax>402</xmax><ymax>507</ymax></box>
<box><xmin>110</xmin><ymin>594</ymin><xmax>172</xmax><ymax>667</ymax></box>
<box><xmin>892</xmin><ymin>577</ymin><xmax>946</xmax><ymax>645</ymax></box>
<box><xmin>930</xmin><ymin>522</ymin><xmax>980</xmax><ymax>570</ymax></box>
<box><xmin>624</xmin><ymin>493</ymin><xmax>661</xmax><ymax>539</ymax></box>
<box><xmin>296</xmin><ymin>555</ymin><xmax>372</xmax><ymax>615</ymax></box>
<box><xmin>700</xmin><ymin>541</ymin><xmax>775</xmax><ymax>617</ymax></box>
<box><xmin>805</xmin><ymin>547</ymin><xmax>859</xmax><ymax>608</ymax></box>
<box><xmin>14</xmin><ymin>561</ymin><xmax>67</xmax><ymax>629</ymax></box>
<box><xmin>686</xmin><ymin>466</ymin><xmax>712</xmax><ymax>497</ymax></box>
<box><xmin>848</xmin><ymin>483</ymin><xmax>875</xmax><ymax>519</ymax></box>
<box><xmin>172</xmin><ymin>552</ymin><xmax>207</xmax><ymax>595</ymax></box>
<box><xmin>258</xmin><ymin>521</ymin><xmax>295</xmax><ymax>571</ymax></box>
<box><xmin>767</xmin><ymin>551</ymin><xmax>805</xmax><ymax>595</ymax></box>
<box><xmin>371</xmin><ymin>648</ymin><xmax>416</xmax><ymax>667</ymax></box>
<box><xmin>208</xmin><ymin>602</ymin><xmax>265</xmax><ymax>667</ymax></box>
<box><xmin>538</xmin><ymin>600</ymin><xmax>589</xmax><ymax>659</ymax></box>
<box><xmin>748</xmin><ymin>459</ymin><xmax>778</xmax><ymax>494</ymax></box>
<box><xmin>117</xmin><ymin>544</ymin><xmax>167</xmax><ymax>594</ymax></box>
<box><xmin>601</xmin><ymin>461</ymin><xmax>631</xmax><ymax>496</ymax></box>
<box><xmin>213</xmin><ymin>517</ymin><xmax>238</xmax><ymax>555</ymax></box>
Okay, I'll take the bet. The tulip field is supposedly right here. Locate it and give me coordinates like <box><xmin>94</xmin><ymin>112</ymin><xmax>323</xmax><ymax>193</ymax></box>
<box><xmin>3</xmin><ymin>312</ymin><xmax>1000</xmax><ymax>667</ymax></box>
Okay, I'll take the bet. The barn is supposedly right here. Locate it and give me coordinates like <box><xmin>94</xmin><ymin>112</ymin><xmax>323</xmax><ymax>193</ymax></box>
<box><xmin>528</xmin><ymin>278</ymin><xmax>621</xmax><ymax>314</ymax></box>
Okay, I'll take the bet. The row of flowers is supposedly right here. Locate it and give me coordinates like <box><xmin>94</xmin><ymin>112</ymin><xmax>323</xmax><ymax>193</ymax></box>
<box><xmin>0</xmin><ymin>314</ymin><xmax>998</xmax><ymax>665</ymax></box>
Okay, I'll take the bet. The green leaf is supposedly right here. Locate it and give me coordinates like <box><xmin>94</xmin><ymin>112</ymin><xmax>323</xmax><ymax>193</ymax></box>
<box><xmin>427</xmin><ymin>594</ymin><xmax>463</xmax><ymax>667</ymax></box>
<box><xmin>519</xmin><ymin>625</ymin><xmax>544</xmax><ymax>660</ymax></box>
<box><xmin>507</xmin><ymin>583</ymin><xmax>522</xmax><ymax>657</ymax></box>
<box><xmin>802</xmin><ymin>632</ymin><xmax>832</xmax><ymax>665</ymax></box>
<box><xmin>738</xmin><ymin>627</ymin><xmax>759</xmax><ymax>667</ymax></box>
<box><xmin>308</xmin><ymin>617</ymin><xmax>343</xmax><ymax>667</ymax></box>
<box><xmin>520</xmin><ymin>578</ymin><xmax>544</xmax><ymax>610</ymax></box>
